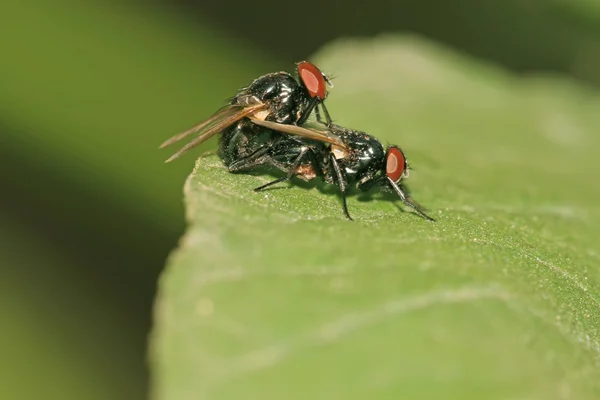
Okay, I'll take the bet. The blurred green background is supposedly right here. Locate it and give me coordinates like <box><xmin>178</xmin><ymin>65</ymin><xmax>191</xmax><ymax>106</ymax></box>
<box><xmin>2</xmin><ymin>1</ymin><xmax>600</xmax><ymax>399</ymax></box>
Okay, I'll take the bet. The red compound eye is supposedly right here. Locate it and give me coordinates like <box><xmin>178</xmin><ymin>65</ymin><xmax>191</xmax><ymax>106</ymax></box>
<box><xmin>297</xmin><ymin>61</ymin><xmax>327</xmax><ymax>100</ymax></box>
<box><xmin>386</xmin><ymin>147</ymin><xmax>406</xmax><ymax>182</ymax></box>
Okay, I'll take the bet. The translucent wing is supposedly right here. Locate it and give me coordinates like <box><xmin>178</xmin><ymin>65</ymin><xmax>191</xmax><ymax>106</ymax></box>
<box><xmin>161</xmin><ymin>102</ymin><xmax>267</xmax><ymax>163</ymax></box>
<box><xmin>248</xmin><ymin>117</ymin><xmax>347</xmax><ymax>149</ymax></box>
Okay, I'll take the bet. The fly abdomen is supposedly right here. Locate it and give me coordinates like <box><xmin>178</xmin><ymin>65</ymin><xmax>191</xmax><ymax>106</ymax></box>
<box><xmin>218</xmin><ymin>119</ymin><xmax>275</xmax><ymax>168</ymax></box>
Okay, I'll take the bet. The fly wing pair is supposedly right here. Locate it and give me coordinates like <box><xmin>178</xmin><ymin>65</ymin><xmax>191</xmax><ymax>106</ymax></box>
<box><xmin>159</xmin><ymin>102</ymin><xmax>268</xmax><ymax>163</ymax></box>
<box><xmin>160</xmin><ymin>103</ymin><xmax>347</xmax><ymax>163</ymax></box>
<box><xmin>247</xmin><ymin>118</ymin><xmax>346</xmax><ymax>148</ymax></box>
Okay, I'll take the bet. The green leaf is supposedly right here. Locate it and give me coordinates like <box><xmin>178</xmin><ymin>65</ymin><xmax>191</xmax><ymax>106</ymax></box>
<box><xmin>150</xmin><ymin>35</ymin><xmax>600</xmax><ymax>400</ymax></box>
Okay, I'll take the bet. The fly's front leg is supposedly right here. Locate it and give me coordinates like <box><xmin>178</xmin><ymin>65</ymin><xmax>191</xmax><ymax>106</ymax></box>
<box><xmin>387</xmin><ymin>177</ymin><xmax>435</xmax><ymax>222</ymax></box>
<box><xmin>399</xmin><ymin>183</ymin><xmax>431</xmax><ymax>213</ymax></box>
<box><xmin>296</xmin><ymin>98</ymin><xmax>332</xmax><ymax>126</ymax></box>
<box><xmin>318</xmin><ymin>102</ymin><xmax>333</xmax><ymax>126</ymax></box>
<box><xmin>297</xmin><ymin>99</ymin><xmax>333</xmax><ymax>126</ymax></box>
<box><xmin>297</xmin><ymin>98</ymin><xmax>316</xmax><ymax>126</ymax></box>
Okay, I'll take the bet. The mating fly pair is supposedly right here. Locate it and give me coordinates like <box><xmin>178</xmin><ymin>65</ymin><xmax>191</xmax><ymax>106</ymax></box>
<box><xmin>160</xmin><ymin>61</ymin><xmax>435</xmax><ymax>221</ymax></box>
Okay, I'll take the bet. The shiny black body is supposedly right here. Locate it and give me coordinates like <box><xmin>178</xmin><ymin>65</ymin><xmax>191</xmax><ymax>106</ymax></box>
<box><xmin>219</xmin><ymin>123</ymin><xmax>434</xmax><ymax>221</ymax></box>
<box><xmin>232</xmin><ymin>71</ymin><xmax>330</xmax><ymax>126</ymax></box>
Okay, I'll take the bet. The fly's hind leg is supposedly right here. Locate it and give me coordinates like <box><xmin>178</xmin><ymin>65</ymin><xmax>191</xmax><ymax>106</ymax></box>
<box><xmin>226</xmin><ymin>145</ymin><xmax>271</xmax><ymax>173</ymax></box>
<box><xmin>253</xmin><ymin>146</ymin><xmax>321</xmax><ymax>192</ymax></box>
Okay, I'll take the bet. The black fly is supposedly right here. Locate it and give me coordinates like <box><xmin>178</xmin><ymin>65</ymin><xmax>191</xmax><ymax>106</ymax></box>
<box><xmin>159</xmin><ymin>61</ymin><xmax>334</xmax><ymax>163</ymax></box>
<box><xmin>231</xmin><ymin>118</ymin><xmax>435</xmax><ymax>222</ymax></box>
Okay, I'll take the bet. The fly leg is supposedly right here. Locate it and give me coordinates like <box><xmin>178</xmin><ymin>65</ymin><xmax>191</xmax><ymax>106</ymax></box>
<box><xmin>227</xmin><ymin>145</ymin><xmax>271</xmax><ymax>173</ymax></box>
<box><xmin>297</xmin><ymin>98</ymin><xmax>333</xmax><ymax>126</ymax></box>
<box><xmin>329</xmin><ymin>153</ymin><xmax>353</xmax><ymax>221</ymax></box>
<box><xmin>253</xmin><ymin>146</ymin><xmax>317</xmax><ymax>192</ymax></box>
<box><xmin>398</xmin><ymin>183</ymin><xmax>431</xmax><ymax>212</ymax></box>
<box><xmin>316</xmin><ymin>102</ymin><xmax>333</xmax><ymax>126</ymax></box>
<box><xmin>226</xmin><ymin>130</ymin><xmax>294</xmax><ymax>172</ymax></box>
<box><xmin>387</xmin><ymin>177</ymin><xmax>435</xmax><ymax>221</ymax></box>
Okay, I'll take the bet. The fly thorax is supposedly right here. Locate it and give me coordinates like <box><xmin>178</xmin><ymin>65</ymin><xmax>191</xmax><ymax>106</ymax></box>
<box><xmin>351</xmin><ymin>136</ymin><xmax>386</xmax><ymax>181</ymax></box>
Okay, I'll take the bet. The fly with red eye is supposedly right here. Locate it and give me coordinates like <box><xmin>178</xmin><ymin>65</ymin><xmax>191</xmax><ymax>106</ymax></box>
<box><xmin>159</xmin><ymin>61</ymin><xmax>334</xmax><ymax>163</ymax></box>
<box><xmin>296</xmin><ymin>61</ymin><xmax>334</xmax><ymax>126</ymax></box>
<box><xmin>240</xmin><ymin>118</ymin><xmax>435</xmax><ymax>221</ymax></box>
<box><xmin>382</xmin><ymin>146</ymin><xmax>432</xmax><ymax>220</ymax></box>
<box><xmin>385</xmin><ymin>147</ymin><xmax>406</xmax><ymax>182</ymax></box>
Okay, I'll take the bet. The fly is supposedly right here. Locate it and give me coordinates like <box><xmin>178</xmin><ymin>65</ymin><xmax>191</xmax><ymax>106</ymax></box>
<box><xmin>159</xmin><ymin>61</ymin><xmax>334</xmax><ymax>163</ymax></box>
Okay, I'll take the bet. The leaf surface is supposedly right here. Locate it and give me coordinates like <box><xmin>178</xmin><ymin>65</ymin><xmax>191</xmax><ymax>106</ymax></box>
<box><xmin>151</xmin><ymin>35</ymin><xmax>600</xmax><ymax>400</ymax></box>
